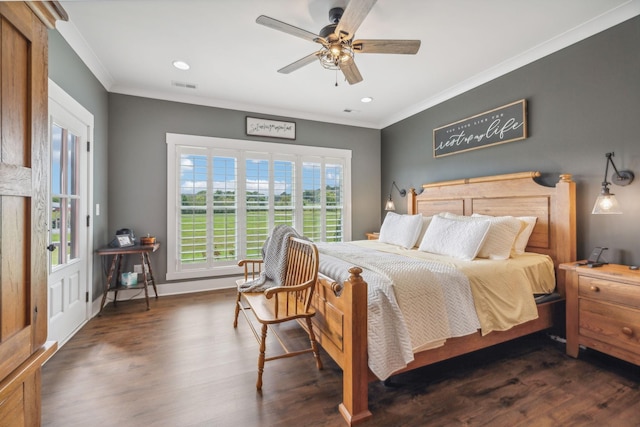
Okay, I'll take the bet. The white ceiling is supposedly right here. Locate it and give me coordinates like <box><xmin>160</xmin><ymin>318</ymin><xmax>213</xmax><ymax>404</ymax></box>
<box><xmin>56</xmin><ymin>0</ymin><xmax>640</xmax><ymax>129</ymax></box>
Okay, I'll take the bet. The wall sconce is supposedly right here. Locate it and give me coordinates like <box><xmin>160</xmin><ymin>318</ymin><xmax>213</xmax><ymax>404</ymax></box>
<box><xmin>592</xmin><ymin>152</ymin><xmax>634</xmax><ymax>214</ymax></box>
<box><xmin>384</xmin><ymin>181</ymin><xmax>406</xmax><ymax>211</ymax></box>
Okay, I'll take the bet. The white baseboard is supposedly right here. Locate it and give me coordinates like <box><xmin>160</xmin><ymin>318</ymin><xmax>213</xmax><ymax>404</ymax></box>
<box><xmin>92</xmin><ymin>276</ymin><xmax>237</xmax><ymax>315</ymax></box>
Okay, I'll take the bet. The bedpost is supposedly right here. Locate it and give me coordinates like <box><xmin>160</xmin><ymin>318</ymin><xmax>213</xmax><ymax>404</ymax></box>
<box><xmin>407</xmin><ymin>188</ymin><xmax>417</xmax><ymax>214</ymax></box>
<box><xmin>554</xmin><ymin>174</ymin><xmax>576</xmax><ymax>297</ymax></box>
<box><xmin>338</xmin><ymin>267</ymin><xmax>372</xmax><ymax>425</ymax></box>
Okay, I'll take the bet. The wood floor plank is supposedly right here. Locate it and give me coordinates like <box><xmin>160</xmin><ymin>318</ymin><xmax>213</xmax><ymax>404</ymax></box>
<box><xmin>41</xmin><ymin>290</ymin><xmax>640</xmax><ymax>426</ymax></box>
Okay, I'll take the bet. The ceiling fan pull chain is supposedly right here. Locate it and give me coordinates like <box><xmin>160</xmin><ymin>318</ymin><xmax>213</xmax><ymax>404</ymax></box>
<box><xmin>335</xmin><ymin>70</ymin><xmax>338</xmax><ymax>87</ymax></box>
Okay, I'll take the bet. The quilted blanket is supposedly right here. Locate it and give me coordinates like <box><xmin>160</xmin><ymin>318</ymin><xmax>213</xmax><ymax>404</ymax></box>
<box><xmin>316</xmin><ymin>242</ymin><xmax>481</xmax><ymax>380</ymax></box>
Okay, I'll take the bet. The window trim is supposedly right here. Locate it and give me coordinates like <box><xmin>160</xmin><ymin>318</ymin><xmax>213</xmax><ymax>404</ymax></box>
<box><xmin>166</xmin><ymin>133</ymin><xmax>352</xmax><ymax>281</ymax></box>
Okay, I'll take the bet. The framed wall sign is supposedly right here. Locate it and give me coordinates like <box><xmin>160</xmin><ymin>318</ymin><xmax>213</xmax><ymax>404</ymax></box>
<box><xmin>433</xmin><ymin>99</ymin><xmax>527</xmax><ymax>158</ymax></box>
<box><xmin>246</xmin><ymin>116</ymin><xmax>296</xmax><ymax>140</ymax></box>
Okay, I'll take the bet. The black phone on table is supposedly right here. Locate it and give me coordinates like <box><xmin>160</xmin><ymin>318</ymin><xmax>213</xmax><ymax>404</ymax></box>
<box><xmin>579</xmin><ymin>247</ymin><xmax>608</xmax><ymax>267</ymax></box>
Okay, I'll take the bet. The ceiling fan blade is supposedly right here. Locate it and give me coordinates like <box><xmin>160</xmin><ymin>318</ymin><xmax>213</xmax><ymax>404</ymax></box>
<box><xmin>278</xmin><ymin>51</ymin><xmax>321</xmax><ymax>74</ymax></box>
<box><xmin>336</xmin><ymin>0</ymin><xmax>377</xmax><ymax>40</ymax></box>
<box><xmin>352</xmin><ymin>39</ymin><xmax>421</xmax><ymax>54</ymax></box>
<box><xmin>340</xmin><ymin>59</ymin><xmax>363</xmax><ymax>85</ymax></box>
<box><xmin>256</xmin><ymin>15</ymin><xmax>319</xmax><ymax>43</ymax></box>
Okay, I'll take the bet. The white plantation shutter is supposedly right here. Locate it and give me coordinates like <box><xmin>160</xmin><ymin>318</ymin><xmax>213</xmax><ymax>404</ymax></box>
<box><xmin>325</xmin><ymin>162</ymin><xmax>344</xmax><ymax>242</ymax></box>
<box><xmin>212</xmin><ymin>155</ymin><xmax>237</xmax><ymax>262</ymax></box>
<box><xmin>273</xmin><ymin>160</ymin><xmax>295</xmax><ymax>229</ymax></box>
<box><xmin>302</xmin><ymin>161</ymin><xmax>322</xmax><ymax>241</ymax></box>
<box><xmin>179</xmin><ymin>149</ymin><xmax>208</xmax><ymax>265</ymax></box>
<box><xmin>166</xmin><ymin>134</ymin><xmax>351</xmax><ymax>280</ymax></box>
<box><xmin>245</xmin><ymin>156</ymin><xmax>267</xmax><ymax>258</ymax></box>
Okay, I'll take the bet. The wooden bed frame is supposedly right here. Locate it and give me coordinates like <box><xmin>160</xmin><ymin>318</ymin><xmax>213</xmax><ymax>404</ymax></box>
<box><xmin>308</xmin><ymin>171</ymin><xmax>576</xmax><ymax>425</ymax></box>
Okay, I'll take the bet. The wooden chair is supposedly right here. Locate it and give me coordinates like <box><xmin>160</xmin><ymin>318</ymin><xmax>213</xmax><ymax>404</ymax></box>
<box><xmin>233</xmin><ymin>236</ymin><xmax>323</xmax><ymax>390</ymax></box>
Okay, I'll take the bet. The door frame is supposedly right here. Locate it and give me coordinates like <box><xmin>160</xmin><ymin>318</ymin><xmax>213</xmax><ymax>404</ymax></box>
<box><xmin>48</xmin><ymin>79</ymin><xmax>94</xmax><ymax>346</ymax></box>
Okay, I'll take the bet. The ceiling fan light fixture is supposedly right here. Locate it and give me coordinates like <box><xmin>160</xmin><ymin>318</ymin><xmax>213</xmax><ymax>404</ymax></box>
<box><xmin>319</xmin><ymin>44</ymin><xmax>354</xmax><ymax>70</ymax></box>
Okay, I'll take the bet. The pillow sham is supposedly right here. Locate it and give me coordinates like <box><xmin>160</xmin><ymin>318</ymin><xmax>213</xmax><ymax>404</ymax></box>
<box><xmin>445</xmin><ymin>213</ymin><xmax>522</xmax><ymax>260</ymax></box>
<box><xmin>471</xmin><ymin>214</ymin><xmax>537</xmax><ymax>255</ymax></box>
<box><xmin>414</xmin><ymin>215</ymin><xmax>433</xmax><ymax>247</ymax></box>
<box><xmin>378</xmin><ymin>212</ymin><xmax>423</xmax><ymax>249</ymax></box>
<box><xmin>512</xmin><ymin>216</ymin><xmax>537</xmax><ymax>254</ymax></box>
<box><xmin>418</xmin><ymin>215</ymin><xmax>490</xmax><ymax>260</ymax></box>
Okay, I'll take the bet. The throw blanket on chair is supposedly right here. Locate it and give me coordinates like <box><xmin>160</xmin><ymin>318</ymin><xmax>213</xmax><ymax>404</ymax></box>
<box><xmin>240</xmin><ymin>225</ymin><xmax>305</xmax><ymax>292</ymax></box>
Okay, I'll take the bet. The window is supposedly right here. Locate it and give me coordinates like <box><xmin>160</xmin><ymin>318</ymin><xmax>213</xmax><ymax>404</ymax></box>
<box><xmin>50</xmin><ymin>123</ymin><xmax>81</xmax><ymax>269</ymax></box>
<box><xmin>166</xmin><ymin>134</ymin><xmax>351</xmax><ymax>280</ymax></box>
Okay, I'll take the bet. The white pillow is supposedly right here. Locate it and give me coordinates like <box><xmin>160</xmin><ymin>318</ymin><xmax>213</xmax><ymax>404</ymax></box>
<box><xmin>418</xmin><ymin>215</ymin><xmax>490</xmax><ymax>260</ymax></box>
<box><xmin>513</xmin><ymin>216</ymin><xmax>537</xmax><ymax>254</ymax></box>
<box><xmin>470</xmin><ymin>214</ymin><xmax>538</xmax><ymax>255</ymax></box>
<box><xmin>467</xmin><ymin>214</ymin><xmax>523</xmax><ymax>259</ymax></box>
<box><xmin>414</xmin><ymin>216</ymin><xmax>433</xmax><ymax>247</ymax></box>
<box><xmin>378</xmin><ymin>212</ymin><xmax>423</xmax><ymax>249</ymax></box>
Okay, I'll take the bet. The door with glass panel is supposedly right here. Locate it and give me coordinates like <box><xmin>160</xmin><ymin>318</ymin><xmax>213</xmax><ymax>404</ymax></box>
<box><xmin>47</xmin><ymin>90</ymin><xmax>90</xmax><ymax>345</ymax></box>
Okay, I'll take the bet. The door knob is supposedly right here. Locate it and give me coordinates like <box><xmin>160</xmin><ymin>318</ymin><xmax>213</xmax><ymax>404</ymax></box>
<box><xmin>47</xmin><ymin>244</ymin><xmax>56</xmax><ymax>252</ymax></box>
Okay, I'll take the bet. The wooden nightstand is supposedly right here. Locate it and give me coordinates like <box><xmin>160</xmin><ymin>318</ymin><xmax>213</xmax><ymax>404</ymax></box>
<box><xmin>365</xmin><ymin>232</ymin><xmax>379</xmax><ymax>240</ymax></box>
<box><xmin>560</xmin><ymin>263</ymin><xmax>640</xmax><ymax>365</ymax></box>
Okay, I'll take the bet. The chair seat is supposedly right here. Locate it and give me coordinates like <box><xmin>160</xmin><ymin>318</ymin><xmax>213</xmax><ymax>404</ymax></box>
<box><xmin>241</xmin><ymin>292</ymin><xmax>316</xmax><ymax>324</ymax></box>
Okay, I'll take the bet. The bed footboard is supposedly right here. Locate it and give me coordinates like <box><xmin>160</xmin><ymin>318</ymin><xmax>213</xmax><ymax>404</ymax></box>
<box><xmin>310</xmin><ymin>267</ymin><xmax>371</xmax><ymax>425</ymax></box>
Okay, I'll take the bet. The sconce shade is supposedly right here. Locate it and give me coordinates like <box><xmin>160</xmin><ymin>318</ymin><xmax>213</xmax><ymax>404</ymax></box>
<box><xmin>592</xmin><ymin>152</ymin><xmax>634</xmax><ymax>215</ymax></box>
<box><xmin>385</xmin><ymin>197</ymin><xmax>396</xmax><ymax>211</ymax></box>
<box><xmin>592</xmin><ymin>186</ymin><xmax>622</xmax><ymax>214</ymax></box>
<box><xmin>383</xmin><ymin>181</ymin><xmax>405</xmax><ymax>211</ymax></box>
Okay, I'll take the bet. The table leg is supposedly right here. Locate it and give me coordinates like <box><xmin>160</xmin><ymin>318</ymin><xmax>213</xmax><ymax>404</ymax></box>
<box><xmin>99</xmin><ymin>254</ymin><xmax>119</xmax><ymax>315</ymax></box>
<box><xmin>140</xmin><ymin>253</ymin><xmax>150</xmax><ymax>310</ymax></box>
<box><xmin>144</xmin><ymin>252</ymin><xmax>159</xmax><ymax>298</ymax></box>
<box><xmin>114</xmin><ymin>254</ymin><xmax>124</xmax><ymax>306</ymax></box>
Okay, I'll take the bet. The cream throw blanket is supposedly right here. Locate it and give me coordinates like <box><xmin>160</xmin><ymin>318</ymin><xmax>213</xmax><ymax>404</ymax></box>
<box><xmin>354</xmin><ymin>240</ymin><xmax>549</xmax><ymax>334</ymax></box>
<box><xmin>316</xmin><ymin>242</ymin><xmax>481</xmax><ymax>380</ymax></box>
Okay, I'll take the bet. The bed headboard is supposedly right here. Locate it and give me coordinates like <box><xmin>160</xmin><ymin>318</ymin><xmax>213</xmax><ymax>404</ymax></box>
<box><xmin>407</xmin><ymin>171</ymin><xmax>576</xmax><ymax>295</ymax></box>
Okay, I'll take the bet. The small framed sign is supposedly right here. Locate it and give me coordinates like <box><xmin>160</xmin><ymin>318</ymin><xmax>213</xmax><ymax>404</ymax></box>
<box><xmin>246</xmin><ymin>117</ymin><xmax>296</xmax><ymax>140</ymax></box>
<box><xmin>433</xmin><ymin>99</ymin><xmax>527</xmax><ymax>158</ymax></box>
<box><xmin>115</xmin><ymin>234</ymin><xmax>134</xmax><ymax>247</ymax></box>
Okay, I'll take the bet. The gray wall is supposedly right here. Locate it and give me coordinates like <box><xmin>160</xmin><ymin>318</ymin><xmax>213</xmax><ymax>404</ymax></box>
<box><xmin>108</xmin><ymin>94</ymin><xmax>381</xmax><ymax>283</ymax></box>
<box><xmin>48</xmin><ymin>30</ymin><xmax>110</xmax><ymax>300</ymax></box>
<box><xmin>381</xmin><ymin>15</ymin><xmax>640</xmax><ymax>265</ymax></box>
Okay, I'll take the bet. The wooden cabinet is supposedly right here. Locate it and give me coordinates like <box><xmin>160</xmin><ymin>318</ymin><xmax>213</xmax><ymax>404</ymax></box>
<box><xmin>365</xmin><ymin>232</ymin><xmax>379</xmax><ymax>240</ymax></box>
<box><xmin>0</xmin><ymin>2</ymin><xmax>66</xmax><ymax>425</ymax></box>
<box><xmin>561</xmin><ymin>263</ymin><xmax>640</xmax><ymax>365</ymax></box>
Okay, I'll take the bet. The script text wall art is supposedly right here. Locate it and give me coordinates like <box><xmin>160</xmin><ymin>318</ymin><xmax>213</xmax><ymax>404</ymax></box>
<box><xmin>433</xmin><ymin>99</ymin><xmax>527</xmax><ymax>158</ymax></box>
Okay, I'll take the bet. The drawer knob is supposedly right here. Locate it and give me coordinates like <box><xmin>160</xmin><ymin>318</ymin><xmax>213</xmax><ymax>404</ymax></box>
<box><xmin>590</xmin><ymin>285</ymin><xmax>600</xmax><ymax>292</ymax></box>
<box><xmin>621</xmin><ymin>327</ymin><xmax>634</xmax><ymax>337</ymax></box>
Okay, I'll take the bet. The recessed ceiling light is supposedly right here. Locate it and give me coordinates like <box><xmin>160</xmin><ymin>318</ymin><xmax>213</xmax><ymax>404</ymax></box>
<box><xmin>172</xmin><ymin>60</ymin><xmax>190</xmax><ymax>71</ymax></box>
<box><xmin>361</xmin><ymin>96</ymin><xmax>373</xmax><ymax>103</ymax></box>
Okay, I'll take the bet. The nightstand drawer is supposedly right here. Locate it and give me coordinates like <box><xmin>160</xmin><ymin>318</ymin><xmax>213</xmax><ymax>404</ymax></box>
<box><xmin>578</xmin><ymin>275</ymin><xmax>640</xmax><ymax>307</ymax></box>
<box><xmin>579</xmin><ymin>298</ymin><xmax>640</xmax><ymax>353</ymax></box>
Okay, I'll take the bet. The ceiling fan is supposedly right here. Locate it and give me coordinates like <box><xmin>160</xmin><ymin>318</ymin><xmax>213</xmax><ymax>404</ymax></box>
<box><xmin>256</xmin><ymin>0</ymin><xmax>421</xmax><ymax>85</ymax></box>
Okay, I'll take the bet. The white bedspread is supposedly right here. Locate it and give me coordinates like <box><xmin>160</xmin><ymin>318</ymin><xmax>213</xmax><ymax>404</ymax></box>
<box><xmin>316</xmin><ymin>242</ymin><xmax>481</xmax><ymax>380</ymax></box>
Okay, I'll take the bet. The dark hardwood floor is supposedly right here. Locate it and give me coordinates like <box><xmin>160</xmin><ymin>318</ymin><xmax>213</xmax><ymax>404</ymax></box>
<box><xmin>42</xmin><ymin>290</ymin><xmax>640</xmax><ymax>426</ymax></box>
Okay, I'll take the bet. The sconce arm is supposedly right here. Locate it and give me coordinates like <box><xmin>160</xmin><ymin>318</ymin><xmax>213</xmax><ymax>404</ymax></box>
<box><xmin>605</xmin><ymin>152</ymin><xmax>634</xmax><ymax>187</ymax></box>
<box><xmin>391</xmin><ymin>181</ymin><xmax>406</xmax><ymax>197</ymax></box>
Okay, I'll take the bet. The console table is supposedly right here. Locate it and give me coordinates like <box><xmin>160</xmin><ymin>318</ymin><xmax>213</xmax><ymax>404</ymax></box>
<box><xmin>97</xmin><ymin>243</ymin><xmax>160</xmax><ymax>313</ymax></box>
